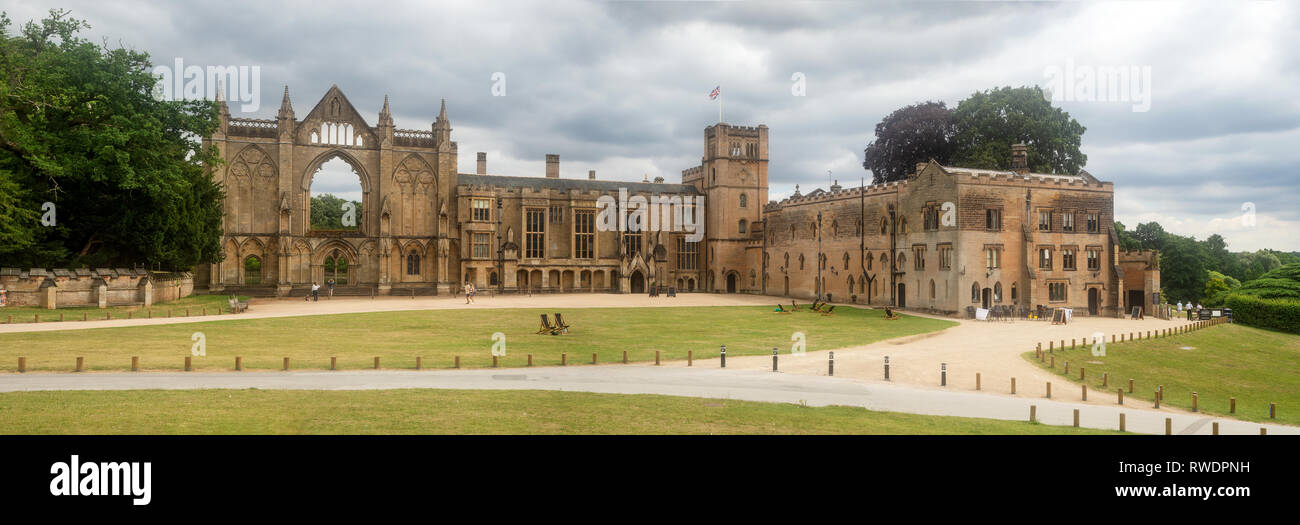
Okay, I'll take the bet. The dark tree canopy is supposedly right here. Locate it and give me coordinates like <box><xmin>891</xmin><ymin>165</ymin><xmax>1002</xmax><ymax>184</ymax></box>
<box><xmin>950</xmin><ymin>86</ymin><xmax>1087</xmax><ymax>175</ymax></box>
<box><xmin>310</xmin><ymin>194</ymin><xmax>362</xmax><ymax>230</ymax></box>
<box><xmin>0</xmin><ymin>9</ymin><xmax>224</xmax><ymax>270</ymax></box>
<box><xmin>862</xmin><ymin>101</ymin><xmax>956</xmax><ymax>184</ymax></box>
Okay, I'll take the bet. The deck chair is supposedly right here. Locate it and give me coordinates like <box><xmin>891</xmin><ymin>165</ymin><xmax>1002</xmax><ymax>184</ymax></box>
<box><xmin>812</xmin><ymin>300</ymin><xmax>826</xmax><ymax>312</ymax></box>
<box><xmin>883</xmin><ymin>307</ymin><xmax>900</xmax><ymax>320</ymax></box>
<box><xmin>537</xmin><ymin>314</ymin><xmax>561</xmax><ymax>335</ymax></box>
<box><xmin>553</xmin><ymin>313</ymin><xmax>571</xmax><ymax>334</ymax></box>
<box><xmin>790</xmin><ymin>300</ymin><xmax>800</xmax><ymax>312</ymax></box>
<box><xmin>774</xmin><ymin>304</ymin><xmax>791</xmax><ymax>314</ymax></box>
<box><xmin>820</xmin><ymin>305</ymin><xmax>836</xmax><ymax>316</ymax></box>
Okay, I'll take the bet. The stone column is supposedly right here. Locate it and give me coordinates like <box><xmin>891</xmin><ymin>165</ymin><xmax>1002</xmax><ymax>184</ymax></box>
<box><xmin>140</xmin><ymin>278</ymin><xmax>154</xmax><ymax>307</ymax></box>
<box><xmin>93</xmin><ymin>278</ymin><xmax>108</xmax><ymax>308</ymax></box>
<box><xmin>39</xmin><ymin>278</ymin><xmax>57</xmax><ymax>310</ymax></box>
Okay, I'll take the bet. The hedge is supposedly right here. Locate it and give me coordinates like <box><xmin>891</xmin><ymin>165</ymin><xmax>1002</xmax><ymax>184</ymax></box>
<box><xmin>1224</xmin><ymin>293</ymin><xmax>1300</xmax><ymax>334</ymax></box>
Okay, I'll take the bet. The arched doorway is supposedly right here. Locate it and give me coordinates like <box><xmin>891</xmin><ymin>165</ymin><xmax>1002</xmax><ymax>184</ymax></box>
<box><xmin>981</xmin><ymin>287</ymin><xmax>991</xmax><ymax>309</ymax></box>
<box><xmin>243</xmin><ymin>255</ymin><xmax>262</xmax><ymax>285</ymax></box>
<box><xmin>897</xmin><ymin>283</ymin><xmax>906</xmax><ymax>307</ymax></box>
<box><xmin>726</xmin><ymin>272</ymin><xmax>737</xmax><ymax>293</ymax></box>
<box><xmin>1088</xmin><ymin>288</ymin><xmax>1100</xmax><ymax>315</ymax></box>
<box><xmin>307</xmin><ymin>156</ymin><xmax>365</xmax><ymax>232</ymax></box>
<box><xmin>323</xmin><ymin>249</ymin><xmax>350</xmax><ymax>285</ymax></box>
<box><xmin>629</xmin><ymin>271</ymin><xmax>645</xmax><ymax>294</ymax></box>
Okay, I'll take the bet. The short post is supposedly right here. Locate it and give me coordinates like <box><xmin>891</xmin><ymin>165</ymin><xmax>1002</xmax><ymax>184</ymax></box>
<box><xmin>1046</xmin><ymin>382</ymin><xmax>1052</xmax><ymax>399</ymax></box>
<box><xmin>18</xmin><ymin>356</ymin><xmax>26</xmax><ymax>373</ymax></box>
<box><xmin>772</xmin><ymin>348</ymin><xmax>778</xmax><ymax>372</ymax></box>
<box><xmin>828</xmin><ymin>352</ymin><xmax>835</xmax><ymax>376</ymax></box>
<box><xmin>1073</xmin><ymin>409</ymin><xmax>1079</xmax><ymax>427</ymax></box>
<box><xmin>1050</xmin><ymin>355</ymin><xmax>1054</xmax><ymax>368</ymax></box>
<box><xmin>283</xmin><ymin>357</ymin><xmax>290</xmax><ymax>371</ymax></box>
<box><xmin>1192</xmin><ymin>392</ymin><xmax>1198</xmax><ymax>412</ymax></box>
<box><xmin>1064</xmin><ymin>361</ymin><xmax>1069</xmax><ymax>374</ymax></box>
<box><xmin>1154</xmin><ymin>390</ymin><xmax>1160</xmax><ymax>409</ymax></box>
<box><xmin>185</xmin><ymin>308</ymin><xmax>189</xmax><ymax>317</ymax></box>
<box><xmin>236</xmin><ymin>356</ymin><xmax>243</xmax><ymax>371</ymax></box>
<box><xmin>527</xmin><ymin>354</ymin><xmax>533</xmax><ymax>366</ymax></box>
<box><xmin>976</xmin><ymin>372</ymin><xmax>981</xmax><ymax>391</ymax></box>
<box><xmin>622</xmin><ymin>350</ymin><xmax>628</xmax><ymax>364</ymax></box>
<box><xmin>1071</xmin><ymin>338</ymin><xmax>1076</xmax><ymax>349</ymax></box>
<box><xmin>416</xmin><ymin>356</ymin><xmax>423</xmax><ymax>370</ymax></box>
<box><xmin>884</xmin><ymin>356</ymin><xmax>890</xmax><ymax>380</ymax></box>
<box><xmin>202</xmin><ymin>307</ymin><xmax>206</xmax><ymax>316</ymax></box>
<box><xmin>1128</xmin><ymin>379</ymin><xmax>1134</xmax><ymax>394</ymax></box>
<box><xmin>591</xmin><ymin>353</ymin><xmax>597</xmax><ymax>365</ymax></box>
<box><xmin>720</xmin><ymin>345</ymin><xmax>727</xmax><ymax>368</ymax></box>
<box><xmin>493</xmin><ymin>356</ymin><xmax>498</xmax><ymax>368</ymax></box>
<box><xmin>1102</xmin><ymin>372</ymin><xmax>1108</xmax><ymax>387</ymax></box>
<box><xmin>1011</xmin><ymin>377</ymin><xmax>1016</xmax><ymax>395</ymax></box>
<box><xmin>1270</xmin><ymin>403</ymin><xmax>1276</xmax><ymax>419</ymax></box>
<box><xmin>1213</xmin><ymin>422</ymin><xmax>1219</xmax><ymax>435</ymax></box>
<box><xmin>34</xmin><ymin>314</ymin><xmax>39</xmax><ymax>323</ymax></box>
<box><xmin>330</xmin><ymin>357</ymin><xmax>336</xmax><ymax>370</ymax></box>
<box><xmin>655</xmin><ymin>351</ymin><xmax>660</xmax><ymax>366</ymax></box>
<box><xmin>131</xmin><ymin>356</ymin><xmax>139</xmax><ymax>372</ymax></box>
<box><xmin>1165</xmin><ymin>418</ymin><xmax>1172</xmax><ymax>435</ymax></box>
<box><xmin>185</xmin><ymin>356</ymin><xmax>192</xmax><ymax>372</ymax></box>
<box><xmin>1029</xmin><ymin>405</ymin><xmax>1037</xmax><ymax>422</ymax></box>
<box><xmin>687</xmin><ymin>350</ymin><xmax>692</xmax><ymax>366</ymax></box>
<box><xmin>75</xmin><ymin>356</ymin><xmax>84</xmax><ymax>372</ymax></box>
<box><xmin>1081</xmin><ymin>384</ymin><xmax>1087</xmax><ymax>401</ymax></box>
<box><xmin>1080</xmin><ymin>367</ymin><xmax>1085</xmax><ymax>381</ymax></box>
<box><xmin>1118</xmin><ymin>388</ymin><xmax>1124</xmax><ymax>405</ymax></box>
<box><xmin>940</xmin><ymin>362</ymin><xmax>946</xmax><ymax>386</ymax></box>
<box><xmin>1119</xmin><ymin>413</ymin><xmax>1126</xmax><ymax>432</ymax></box>
<box><xmin>1157</xmin><ymin>385</ymin><xmax>1163</xmax><ymax>401</ymax></box>
<box><xmin>1230</xmin><ymin>397</ymin><xmax>1236</xmax><ymax>414</ymax></box>
<box><xmin>455</xmin><ymin>356</ymin><xmax>460</xmax><ymax>369</ymax></box>
<box><xmin>561</xmin><ymin>353</ymin><xmax>567</xmax><ymax>366</ymax></box>
<box><xmin>374</xmin><ymin>357</ymin><xmax>381</xmax><ymax>369</ymax></box>
<box><xmin>1049</xmin><ymin>340</ymin><xmax>1053</xmax><ymax>352</ymax></box>
<box><xmin>1261</xmin><ymin>428</ymin><xmax>1267</xmax><ymax>435</ymax></box>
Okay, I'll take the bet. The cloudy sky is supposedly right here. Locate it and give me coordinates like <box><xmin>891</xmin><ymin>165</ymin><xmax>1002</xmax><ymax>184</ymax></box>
<box><xmin>13</xmin><ymin>0</ymin><xmax>1299</xmax><ymax>251</ymax></box>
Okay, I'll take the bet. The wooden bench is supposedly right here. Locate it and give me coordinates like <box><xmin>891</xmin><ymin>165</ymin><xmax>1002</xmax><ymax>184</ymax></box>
<box><xmin>229</xmin><ymin>296</ymin><xmax>249</xmax><ymax>313</ymax></box>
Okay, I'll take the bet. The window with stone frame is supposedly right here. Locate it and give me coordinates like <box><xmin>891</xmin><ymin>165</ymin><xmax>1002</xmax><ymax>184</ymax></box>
<box><xmin>923</xmin><ymin>204</ymin><xmax>939</xmax><ymax>231</ymax></box>
<box><xmin>1048</xmin><ymin>281</ymin><xmax>1068</xmax><ymax>302</ymax></box>
<box><xmin>406</xmin><ymin>251</ymin><xmax>421</xmax><ymax>275</ymax></box>
<box><xmin>472</xmin><ymin>233</ymin><xmax>492</xmax><ymax>259</ymax></box>
<box><xmin>471</xmin><ymin>198</ymin><xmax>492</xmax><ymax>222</ymax></box>
<box><xmin>676</xmin><ymin>236</ymin><xmax>698</xmax><ymax>270</ymax></box>
<box><xmin>1062</xmin><ymin>247</ymin><xmax>1077</xmax><ymax>271</ymax></box>
<box><xmin>843</xmin><ymin>252</ymin><xmax>850</xmax><ymax>270</ymax></box>
<box><xmin>1087</xmin><ymin>212</ymin><xmax>1100</xmax><ymax>233</ymax></box>
<box><xmin>1039</xmin><ymin>247</ymin><xmax>1053</xmax><ymax>270</ymax></box>
<box><xmin>623</xmin><ymin>229</ymin><xmax>642</xmax><ymax>258</ymax></box>
<box><xmin>1062</xmin><ymin>211</ymin><xmax>1075</xmax><ymax>232</ymax></box>
<box><xmin>1087</xmin><ymin>247</ymin><xmax>1102</xmax><ymax>271</ymax></box>
<box><xmin>939</xmin><ymin>245</ymin><xmax>953</xmax><ymax>270</ymax></box>
<box><xmin>525</xmin><ymin>208</ymin><xmax>545</xmax><ymax>259</ymax></box>
<box><xmin>985</xmin><ymin>247</ymin><xmax>1001</xmax><ymax>269</ymax></box>
<box><xmin>1038</xmin><ymin>209</ymin><xmax>1053</xmax><ymax>231</ymax></box>
<box><xmin>739</xmin><ymin>193</ymin><xmax>747</xmax><ymax>208</ymax></box>
<box><xmin>986</xmin><ymin>208</ymin><xmax>1002</xmax><ymax>230</ymax></box>
<box><xmin>549</xmin><ymin>205</ymin><xmax>564</xmax><ymax>225</ymax></box>
<box><xmin>913</xmin><ymin>246</ymin><xmax>926</xmax><ymax>270</ymax></box>
<box><xmin>738</xmin><ymin>219</ymin><xmax>747</xmax><ymax>234</ymax></box>
<box><xmin>573</xmin><ymin>210</ymin><xmax>595</xmax><ymax>259</ymax></box>
<box><xmin>799</xmin><ymin>254</ymin><xmax>805</xmax><ymax>270</ymax></box>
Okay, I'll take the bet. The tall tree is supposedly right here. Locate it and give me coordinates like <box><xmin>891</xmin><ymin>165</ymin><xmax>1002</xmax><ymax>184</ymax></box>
<box><xmin>1113</xmin><ymin>221</ymin><xmax>1141</xmax><ymax>252</ymax></box>
<box><xmin>951</xmin><ymin>86</ymin><xmax>1087</xmax><ymax>174</ymax></box>
<box><xmin>862</xmin><ymin>101</ymin><xmax>956</xmax><ymax>184</ymax></box>
<box><xmin>0</xmin><ymin>9</ymin><xmax>223</xmax><ymax>270</ymax></box>
<box><xmin>1159</xmin><ymin>235</ymin><xmax>1209</xmax><ymax>304</ymax></box>
<box><xmin>1133</xmin><ymin>222</ymin><xmax>1167</xmax><ymax>251</ymax></box>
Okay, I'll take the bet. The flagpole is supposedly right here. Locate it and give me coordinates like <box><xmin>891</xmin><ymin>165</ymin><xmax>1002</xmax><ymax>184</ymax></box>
<box><xmin>718</xmin><ymin>91</ymin><xmax>722</xmax><ymax>123</ymax></box>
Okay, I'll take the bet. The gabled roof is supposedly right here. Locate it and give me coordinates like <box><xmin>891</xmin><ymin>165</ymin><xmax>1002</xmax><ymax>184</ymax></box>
<box><xmin>299</xmin><ymin>85</ymin><xmax>374</xmax><ymax>130</ymax></box>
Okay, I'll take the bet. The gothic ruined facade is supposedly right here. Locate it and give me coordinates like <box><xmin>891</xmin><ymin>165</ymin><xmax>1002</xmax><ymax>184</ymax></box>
<box><xmin>200</xmin><ymin>85</ymin><xmax>1156</xmax><ymax>317</ymax></box>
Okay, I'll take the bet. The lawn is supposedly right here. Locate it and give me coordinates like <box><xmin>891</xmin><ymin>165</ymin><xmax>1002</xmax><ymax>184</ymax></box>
<box><xmin>0</xmin><ymin>293</ymin><xmax>246</xmax><ymax>324</ymax></box>
<box><xmin>0</xmin><ymin>388</ymin><xmax>1117</xmax><ymax>435</ymax></box>
<box><xmin>1021</xmin><ymin>323</ymin><xmax>1300</xmax><ymax>425</ymax></box>
<box><xmin>0</xmin><ymin>305</ymin><xmax>956</xmax><ymax>372</ymax></box>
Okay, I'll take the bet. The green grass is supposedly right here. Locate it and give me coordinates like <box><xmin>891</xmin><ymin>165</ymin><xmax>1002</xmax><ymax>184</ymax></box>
<box><xmin>0</xmin><ymin>294</ymin><xmax>246</xmax><ymax>324</ymax></box>
<box><xmin>0</xmin><ymin>389</ymin><xmax>1118</xmax><ymax>434</ymax></box>
<box><xmin>1022</xmin><ymin>323</ymin><xmax>1299</xmax><ymax>425</ymax></box>
<box><xmin>0</xmin><ymin>305</ymin><xmax>955</xmax><ymax>371</ymax></box>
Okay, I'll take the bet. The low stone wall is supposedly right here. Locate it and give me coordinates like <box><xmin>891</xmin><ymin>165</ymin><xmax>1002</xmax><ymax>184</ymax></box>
<box><xmin>0</xmin><ymin>268</ymin><xmax>193</xmax><ymax>309</ymax></box>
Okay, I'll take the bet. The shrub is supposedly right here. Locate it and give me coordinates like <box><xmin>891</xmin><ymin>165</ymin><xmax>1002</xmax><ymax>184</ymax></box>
<box><xmin>1224</xmin><ymin>293</ymin><xmax>1300</xmax><ymax>334</ymax></box>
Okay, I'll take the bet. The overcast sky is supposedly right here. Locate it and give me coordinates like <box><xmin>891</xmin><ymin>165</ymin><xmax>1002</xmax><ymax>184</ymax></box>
<box><xmin>12</xmin><ymin>0</ymin><xmax>1299</xmax><ymax>251</ymax></box>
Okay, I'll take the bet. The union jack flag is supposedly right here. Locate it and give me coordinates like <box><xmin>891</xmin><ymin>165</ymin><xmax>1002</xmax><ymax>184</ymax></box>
<box><xmin>709</xmin><ymin>86</ymin><xmax>720</xmax><ymax>100</ymax></box>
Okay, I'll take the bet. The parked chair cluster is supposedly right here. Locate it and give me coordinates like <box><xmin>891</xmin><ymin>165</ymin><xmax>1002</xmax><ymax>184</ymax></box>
<box><xmin>775</xmin><ymin>300</ymin><xmax>835</xmax><ymax>316</ymax></box>
<box><xmin>228</xmin><ymin>296</ymin><xmax>249</xmax><ymax>313</ymax></box>
<box><xmin>537</xmin><ymin>313</ymin><xmax>571</xmax><ymax>335</ymax></box>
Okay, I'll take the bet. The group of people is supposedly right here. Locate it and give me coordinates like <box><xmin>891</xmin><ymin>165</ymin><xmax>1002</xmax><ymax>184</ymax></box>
<box><xmin>1175</xmin><ymin>301</ymin><xmax>1202</xmax><ymax>311</ymax></box>
<box><xmin>303</xmin><ymin>278</ymin><xmax>335</xmax><ymax>302</ymax></box>
<box><xmin>463</xmin><ymin>281</ymin><xmax>477</xmax><ymax>304</ymax></box>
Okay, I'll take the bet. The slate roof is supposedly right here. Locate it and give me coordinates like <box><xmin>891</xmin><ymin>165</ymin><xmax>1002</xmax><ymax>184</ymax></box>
<box><xmin>457</xmin><ymin>174</ymin><xmax>700</xmax><ymax>195</ymax></box>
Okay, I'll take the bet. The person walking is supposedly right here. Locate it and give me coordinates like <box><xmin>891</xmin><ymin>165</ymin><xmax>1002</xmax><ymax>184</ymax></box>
<box><xmin>327</xmin><ymin>278</ymin><xmax>335</xmax><ymax>299</ymax></box>
<box><xmin>468</xmin><ymin>282</ymin><xmax>477</xmax><ymax>304</ymax></box>
<box><xmin>463</xmin><ymin>281</ymin><xmax>473</xmax><ymax>304</ymax></box>
<box><xmin>311</xmin><ymin>281</ymin><xmax>320</xmax><ymax>302</ymax></box>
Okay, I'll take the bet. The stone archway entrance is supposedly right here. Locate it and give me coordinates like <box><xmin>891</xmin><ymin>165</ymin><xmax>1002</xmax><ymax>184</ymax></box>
<box><xmin>1088</xmin><ymin>288</ymin><xmax>1100</xmax><ymax>315</ymax></box>
<box><xmin>726</xmin><ymin>272</ymin><xmax>737</xmax><ymax>293</ymax></box>
<box><xmin>629</xmin><ymin>271</ymin><xmax>645</xmax><ymax>294</ymax></box>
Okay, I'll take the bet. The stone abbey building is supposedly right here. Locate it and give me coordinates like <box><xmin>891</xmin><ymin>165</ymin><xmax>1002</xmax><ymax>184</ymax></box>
<box><xmin>199</xmin><ymin>85</ymin><xmax>1157</xmax><ymax>317</ymax></box>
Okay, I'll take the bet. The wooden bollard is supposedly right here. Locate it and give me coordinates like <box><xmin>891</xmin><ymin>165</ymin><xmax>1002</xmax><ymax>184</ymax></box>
<box><xmin>374</xmin><ymin>357</ymin><xmax>381</xmax><ymax>369</ymax></box>
<box><xmin>147</xmin><ymin>310</ymin><xmax>151</xmax><ymax>319</ymax></box>
<box><xmin>1165</xmin><ymin>418</ymin><xmax>1172</xmax><ymax>435</ymax></box>
<box><xmin>131</xmin><ymin>356</ymin><xmax>139</xmax><ymax>372</ymax></box>
<box><xmin>1064</xmin><ymin>361</ymin><xmax>1069</xmax><ymax>374</ymax></box>
<box><xmin>17</xmin><ymin>357</ymin><xmax>25</xmax><ymax>373</ymax></box>
<box><xmin>1154</xmin><ymin>390</ymin><xmax>1160</xmax><ymax>409</ymax></box>
<box><xmin>1049</xmin><ymin>341</ymin><xmax>1053</xmax><ymax>352</ymax></box>
<box><xmin>1081</xmin><ymin>384</ymin><xmax>1087</xmax><ymax>401</ymax></box>
<box><xmin>329</xmin><ymin>357</ymin><xmax>336</xmax><ymax>370</ymax></box>
<box><xmin>1102</xmin><ymin>372</ymin><xmax>1108</xmax><ymax>387</ymax></box>
<box><xmin>1128</xmin><ymin>379</ymin><xmax>1134</xmax><ymax>394</ymax></box>
<box><xmin>1046</xmin><ymin>382</ymin><xmax>1052</xmax><ymax>399</ymax></box>
<box><xmin>1029</xmin><ymin>405</ymin><xmax>1037</xmax><ymax>422</ymax></box>
<box><xmin>1071</xmin><ymin>338</ymin><xmax>1076</xmax><ymax>349</ymax></box>
<box><xmin>1011</xmin><ymin>377</ymin><xmax>1016</xmax><ymax>395</ymax></box>
<box><xmin>655</xmin><ymin>351</ymin><xmax>660</xmax><ymax>366</ymax></box>
<box><xmin>976</xmin><ymin>372</ymin><xmax>981</xmax><ymax>391</ymax></box>
<box><xmin>1118</xmin><ymin>388</ymin><xmax>1124</xmax><ymax>405</ymax></box>
<box><xmin>1192</xmin><ymin>392</ymin><xmax>1198</xmax><ymax>412</ymax></box>
<box><xmin>1080</xmin><ymin>367</ymin><xmax>1085</xmax><ymax>381</ymax></box>
<box><xmin>283</xmin><ymin>357</ymin><xmax>290</xmax><ymax>371</ymax></box>
<box><xmin>1261</xmin><ymin>427</ymin><xmax>1267</xmax><ymax>435</ymax></box>
<box><xmin>592</xmin><ymin>353</ymin><xmax>598</xmax><ymax>365</ymax></box>
<box><xmin>493</xmin><ymin>356</ymin><xmax>498</xmax><ymax>368</ymax></box>
<box><xmin>106</xmin><ymin>312</ymin><xmax>111</xmax><ymax>321</ymax></box>
<box><xmin>1213</xmin><ymin>422</ymin><xmax>1219</xmax><ymax>435</ymax></box>
<box><xmin>622</xmin><ymin>350</ymin><xmax>628</xmax><ymax>364</ymax></box>
<box><xmin>416</xmin><ymin>356</ymin><xmax>423</xmax><ymax>370</ymax></box>
<box><xmin>1050</xmin><ymin>356</ymin><xmax>1054</xmax><ymax>368</ymax></box>
<box><xmin>455</xmin><ymin>356</ymin><xmax>460</xmax><ymax>368</ymax></box>
<box><xmin>202</xmin><ymin>307</ymin><xmax>206</xmax><ymax>316</ymax></box>
<box><xmin>1230</xmin><ymin>397</ymin><xmax>1236</xmax><ymax>414</ymax></box>
<box><xmin>527</xmin><ymin>354</ymin><xmax>533</xmax><ymax>366</ymax></box>
<box><xmin>1270</xmin><ymin>403</ymin><xmax>1276</xmax><ymax>419</ymax></box>
<box><xmin>561</xmin><ymin>353</ymin><xmax>567</xmax><ymax>366</ymax></box>
<box><xmin>185</xmin><ymin>308</ymin><xmax>189</xmax><ymax>317</ymax></box>
<box><xmin>1112</xmin><ymin>334</ymin><xmax>1115</xmax><ymax>343</ymax></box>
<box><xmin>185</xmin><ymin>356</ymin><xmax>192</xmax><ymax>372</ymax></box>
<box><xmin>1157</xmin><ymin>385</ymin><xmax>1163</xmax><ymax>401</ymax></box>
<box><xmin>1073</xmin><ymin>409</ymin><xmax>1080</xmax><ymax>427</ymax></box>
<box><xmin>1120</xmin><ymin>413</ymin><xmax>1126</xmax><ymax>432</ymax></box>
<box><xmin>236</xmin><ymin>356</ymin><xmax>243</xmax><ymax>371</ymax></box>
<box><xmin>34</xmin><ymin>314</ymin><xmax>39</xmax><ymax>323</ymax></box>
<box><xmin>75</xmin><ymin>356</ymin><xmax>83</xmax><ymax>372</ymax></box>
<box><xmin>1060</xmin><ymin>340</ymin><xmax>1065</xmax><ymax>351</ymax></box>
<box><xmin>687</xmin><ymin>350</ymin><xmax>692</xmax><ymax>366</ymax></box>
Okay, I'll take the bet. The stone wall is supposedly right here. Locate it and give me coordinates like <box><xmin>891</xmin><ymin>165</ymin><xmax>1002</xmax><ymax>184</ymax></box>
<box><xmin>0</xmin><ymin>268</ymin><xmax>192</xmax><ymax>309</ymax></box>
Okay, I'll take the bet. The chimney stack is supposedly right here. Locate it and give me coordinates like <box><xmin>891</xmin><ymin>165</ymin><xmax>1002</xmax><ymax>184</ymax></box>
<box><xmin>477</xmin><ymin>152</ymin><xmax>487</xmax><ymax>175</ymax></box>
<box><xmin>1010</xmin><ymin>143</ymin><xmax>1028</xmax><ymax>174</ymax></box>
<box><xmin>546</xmin><ymin>154</ymin><xmax>559</xmax><ymax>178</ymax></box>
<box><xmin>588</xmin><ymin>170</ymin><xmax>596</xmax><ymax>180</ymax></box>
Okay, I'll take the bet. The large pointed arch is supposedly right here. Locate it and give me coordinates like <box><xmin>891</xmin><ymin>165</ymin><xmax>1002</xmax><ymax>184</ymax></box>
<box><xmin>300</xmin><ymin>149</ymin><xmax>371</xmax><ymax>194</ymax></box>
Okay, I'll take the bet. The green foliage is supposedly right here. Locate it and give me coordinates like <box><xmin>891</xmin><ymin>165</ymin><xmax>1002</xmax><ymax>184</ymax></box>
<box><xmin>0</xmin><ymin>9</ymin><xmax>223</xmax><ymax>269</ymax></box>
<box><xmin>309</xmin><ymin>193</ymin><xmax>362</xmax><ymax>230</ymax></box>
<box><xmin>1113</xmin><ymin>221</ymin><xmax>1141</xmax><ymax>251</ymax></box>
<box><xmin>1233</xmin><ymin>263</ymin><xmax>1300</xmax><ymax>300</ymax></box>
<box><xmin>1235</xmin><ymin>250</ymin><xmax>1283</xmax><ymax>282</ymax></box>
<box><xmin>862</xmin><ymin>101</ymin><xmax>956</xmax><ymax>184</ymax></box>
<box><xmin>1224</xmin><ymin>293</ymin><xmax>1300</xmax><ymax>334</ymax></box>
<box><xmin>951</xmin><ymin>86</ymin><xmax>1087</xmax><ymax>174</ymax></box>
<box><xmin>1203</xmin><ymin>270</ymin><xmax>1240</xmax><ymax>307</ymax></box>
<box><xmin>1158</xmin><ymin>235</ymin><xmax>1208</xmax><ymax>303</ymax></box>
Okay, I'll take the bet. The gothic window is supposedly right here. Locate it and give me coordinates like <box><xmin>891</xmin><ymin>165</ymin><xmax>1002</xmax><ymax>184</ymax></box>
<box><xmin>972</xmin><ymin>283</ymin><xmax>980</xmax><ymax>303</ymax></box>
<box><xmin>525</xmin><ymin>208</ymin><xmax>545</xmax><ymax>259</ymax></box>
<box><xmin>843</xmin><ymin>253</ymin><xmax>850</xmax><ymax>270</ymax></box>
<box><xmin>406</xmin><ymin>251</ymin><xmax>421</xmax><ymax>275</ymax></box>
<box><xmin>738</xmin><ymin>219</ymin><xmax>747</xmax><ymax>234</ymax></box>
<box><xmin>739</xmin><ymin>194</ymin><xmax>747</xmax><ymax>208</ymax></box>
<box><xmin>472</xmin><ymin>233</ymin><xmax>492</xmax><ymax>259</ymax></box>
<box><xmin>994</xmin><ymin>282</ymin><xmax>1003</xmax><ymax>303</ymax></box>
<box><xmin>799</xmin><ymin>254</ymin><xmax>805</xmax><ymax>270</ymax></box>
<box><xmin>677</xmin><ymin>237</ymin><xmax>698</xmax><ymax>270</ymax></box>
<box><xmin>574</xmin><ymin>210</ymin><xmax>595</xmax><ymax>259</ymax></box>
